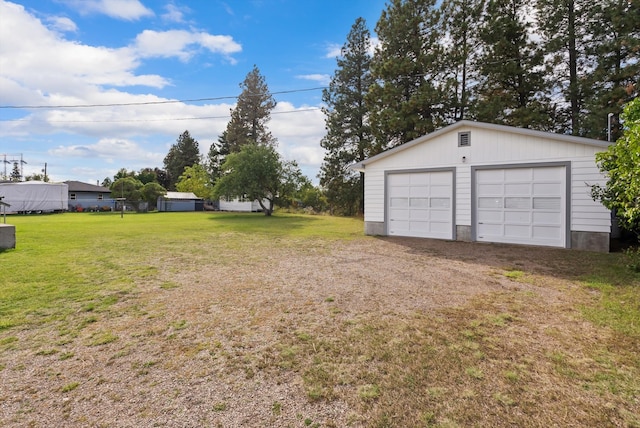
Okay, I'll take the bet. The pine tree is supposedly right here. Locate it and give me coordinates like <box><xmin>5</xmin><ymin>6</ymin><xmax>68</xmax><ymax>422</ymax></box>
<box><xmin>474</xmin><ymin>0</ymin><xmax>553</xmax><ymax>130</ymax></box>
<box><xmin>440</xmin><ymin>0</ymin><xmax>485</xmax><ymax>121</ymax></box>
<box><xmin>10</xmin><ymin>162</ymin><xmax>21</xmax><ymax>182</ymax></box>
<box><xmin>163</xmin><ymin>130</ymin><xmax>200</xmax><ymax>190</ymax></box>
<box><xmin>207</xmin><ymin>130</ymin><xmax>231</xmax><ymax>183</ymax></box>
<box><xmin>319</xmin><ymin>17</ymin><xmax>374</xmax><ymax>215</ymax></box>
<box><xmin>537</xmin><ymin>0</ymin><xmax>595</xmax><ymax>135</ymax></box>
<box><xmin>225</xmin><ymin>65</ymin><xmax>277</xmax><ymax>150</ymax></box>
<box><xmin>367</xmin><ymin>0</ymin><xmax>445</xmax><ymax>148</ymax></box>
<box><xmin>582</xmin><ymin>0</ymin><xmax>639</xmax><ymax>140</ymax></box>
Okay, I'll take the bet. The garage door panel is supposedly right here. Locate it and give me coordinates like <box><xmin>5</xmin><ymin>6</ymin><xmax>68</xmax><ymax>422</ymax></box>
<box><xmin>478</xmin><ymin>170</ymin><xmax>503</xmax><ymax>181</ymax></box>
<box><xmin>534</xmin><ymin>167</ymin><xmax>563</xmax><ymax>180</ymax></box>
<box><xmin>476</xmin><ymin>166</ymin><xmax>566</xmax><ymax>248</ymax></box>
<box><xmin>478</xmin><ymin>183</ymin><xmax>502</xmax><ymax>194</ymax></box>
<box><xmin>478</xmin><ymin>209</ymin><xmax>503</xmax><ymax>222</ymax></box>
<box><xmin>478</xmin><ymin>197</ymin><xmax>502</xmax><ymax>208</ymax></box>
<box><xmin>533</xmin><ymin>197</ymin><xmax>561</xmax><ymax>209</ymax></box>
<box><xmin>390</xmin><ymin>197</ymin><xmax>408</xmax><ymax>208</ymax></box>
<box><xmin>410</xmin><ymin>209</ymin><xmax>429</xmax><ymax>220</ymax></box>
<box><xmin>533</xmin><ymin>226</ymin><xmax>562</xmax><ymax>239</ymax></box>
<box><xmin>388</xmin><ymin>171</ymin><xmax>453</xmax><ymax>239</ymax></box>
<box><xmin>505</xmin><ymin>168</ymin><xmax>531</xmax><ymax>181</ymax></box>
<box><xmin>390</xmin><ymin>207</ymin><xmax>409</xmax><ymax>220</ymax></box>
<box><xmin>430</xmin><ymin>210</ymin><xmax>451</xmax><ymax>222</ymax></box>
<box><xmin>410</xmin><ymin>186</ymin><xmax>428</xmax><ymax>197</ymax></box>
<box><xmin>533</xmin><ymin>183</ymin><xmax>562</xmax><ymax>195</ymax></box>
<box><xmin>505</xmin><ymin>183</ymin><xmax>531</xmax><ymax>195</ymax></box>
<box><xmin>430</xmin><ymin>186</ymin><xmax>451</xmax><ymax>197</ymax></box>
<box><xmin>505</xmin><ymin>224</ymin><xmax>530</xmax><ymax>238</ymax></box>
<box><xmin>505</xmin><ymin>197</ymin><xmax>530</xmax><ymax>209</ymax></box>
<box><xmin>409</xmin><ymin>197</ymin><xmax>428</xmax><ymax>207</ymax></box>
<box><xmin>505</xmin><ymin>211</ymin><xmax>530</xmax><ymax>223</ymax></box>
<box><xmin>533</xmin><ymin>211</ymin><xmax>561</xmax><ymax>224</ymax></box>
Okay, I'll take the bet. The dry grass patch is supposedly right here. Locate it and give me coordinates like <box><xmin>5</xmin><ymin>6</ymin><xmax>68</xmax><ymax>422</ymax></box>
<box><xmin>0</xmin><ymin>214</ymin><xmax>638</xmax><ymax>427</ymax></box>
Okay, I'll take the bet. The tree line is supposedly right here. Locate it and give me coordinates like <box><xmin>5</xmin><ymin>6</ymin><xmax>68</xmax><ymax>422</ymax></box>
<box><xmin>103</xmin><ymin>66</ymin><xmax>326</xmax><ymax>215</ymax></box>
<box><xmin>320</xmin><ymin>0</ymin><xmax>639</xmax><ymax>216</ymax></box>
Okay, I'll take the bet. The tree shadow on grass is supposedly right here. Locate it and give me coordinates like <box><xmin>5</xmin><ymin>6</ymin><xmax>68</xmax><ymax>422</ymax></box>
<box><xmin>206</xmin><ymin>212</ymin><xmax>321</xmax><ymax>235</ymax></box>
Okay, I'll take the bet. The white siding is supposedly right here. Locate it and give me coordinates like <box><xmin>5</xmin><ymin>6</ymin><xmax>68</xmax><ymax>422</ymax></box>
<box><xmin>571</xmin><ymin>158</ymin><xmax>611</xmax><ymax>232</ymax></box>
<box><xmin>456</xmin><ymin>166</ymin><xmax>472</xmax><ymax>226</ymax></box>
<box><xmin>361</xmin><ymin>123</ymin><xmax>611</xmax><ymax>235</ymax></box>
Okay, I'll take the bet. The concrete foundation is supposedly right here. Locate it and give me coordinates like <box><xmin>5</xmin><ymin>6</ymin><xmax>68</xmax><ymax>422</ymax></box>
<box><xmin>456</xmin><ymin>225</ymin><xmax>472</xmax><ymax>242</ymax></box>
<box><xmin>571</xmin><ymin>231</ymin><xmax>610</xmax><ymax>253</ymax></box>
<box><xmin>364</xmin><ymin>221</ymin><xmax>385</xmax><ymax>236</ymax></box>
<box><xmin>0</xmin><ymin>224</ymin><xmax>16</xmax><ymax>249</ymax></box>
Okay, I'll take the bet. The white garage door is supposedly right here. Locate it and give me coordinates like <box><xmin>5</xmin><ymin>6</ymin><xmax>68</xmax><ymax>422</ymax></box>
<box><xmin>388</xmin><ymin>171</ymin><xmax>453</xmax><ymax>239</ymax></box>
<box><xmin>475</xmin><ymin>166</ymin><xmax>566</xmax><ymax>247</ymax></box>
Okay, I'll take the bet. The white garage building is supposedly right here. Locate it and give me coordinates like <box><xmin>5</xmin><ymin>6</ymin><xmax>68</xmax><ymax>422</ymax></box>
<box><xmin>351</xmin><ymin>121</ymin><xmax>613</xmax><ymax>252</ymax></box>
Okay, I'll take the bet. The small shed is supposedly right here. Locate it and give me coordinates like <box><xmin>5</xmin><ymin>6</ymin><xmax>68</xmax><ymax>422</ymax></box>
<box><xmin>158</xmin><ymin>192</ymin><xmax>203</xmax><ymax>212</ymax></box>
<box><xmin>352</xmin><ymin>120</ymin><xmax>612</xmax><ymax>252</ymax></box>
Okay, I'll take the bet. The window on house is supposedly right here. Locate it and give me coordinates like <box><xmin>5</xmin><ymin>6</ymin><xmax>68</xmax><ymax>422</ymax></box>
<box><xmin>70</xmin><ymin>193</ymin><xmax>76</xmax><ymax>200</ymax></box>
<box><xmin>458</xmin><ymin>131</ymin><xmax>471</xmax><ymax>147</ymax></box>
<box><xmin>98</xmin><ymin>194</ymin><xmax>103</xmax><ymax>200</ymax></box>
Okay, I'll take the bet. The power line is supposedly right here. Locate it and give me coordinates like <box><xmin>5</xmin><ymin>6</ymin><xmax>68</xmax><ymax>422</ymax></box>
<box><xmin>0</xmin><ymin>107</ymin><xmax>322</xmax><ymax>123</ymax></box>
<box><xmin>0</xmin><ymin>87</ymin><xmax>327</xmax><ymax>109</ymax></box>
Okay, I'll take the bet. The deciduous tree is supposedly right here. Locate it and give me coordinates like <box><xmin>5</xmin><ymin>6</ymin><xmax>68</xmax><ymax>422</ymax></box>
<box><xmin>212</xmin><ymin>144</ymin><xmax>299</xmax><ymax>216</ymax></box>
<box><xmin>176</xmin><ymin>164</ymin><xmax>213</xmax><ymax>199</ymax></box>
<box><xmin>592</xmin><ymin>98</ymin><xmax>640</xmax><ymax>234</ymax></box>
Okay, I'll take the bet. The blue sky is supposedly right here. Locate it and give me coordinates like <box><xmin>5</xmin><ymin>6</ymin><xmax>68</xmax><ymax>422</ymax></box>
<box><xmin>0</xmin><ymin>0</ymin><xmax>386</xmax><ymax>184</ymax></box>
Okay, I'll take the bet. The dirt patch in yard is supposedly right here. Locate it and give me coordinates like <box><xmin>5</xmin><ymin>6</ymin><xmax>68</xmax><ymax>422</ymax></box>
<box><xmin>1</xmin><ymin>236</ymin><xmax>638</xmax><ymax>427</ymax></box>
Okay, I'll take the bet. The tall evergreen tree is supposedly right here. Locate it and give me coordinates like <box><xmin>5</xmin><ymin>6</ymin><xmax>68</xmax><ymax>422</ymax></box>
<box><xmin>474</xmin><ymin>0</ymin><xmax>553</xmax><ymax>130</ymax></box>
<box><xmin>537</xmin><ymin>0</ymin><xmax>594</xmax><ymax>135</ymax></box>
<box><xmin>367</xmin><ymin>0</ymin><xmax>445</xmax><ymax>148</ymax></box>
<box><xmin>225</xmin><ymin>65</ymin><xmax>277</xmax><ymax>150</ymax></box>
<box><xmin>581</xmin><ymin>0</ymin><xmax>639</xmax><ymax>140</ymax></box>
<box><xmin>319</xmin><ymin>17</ymin><xmax>374</xmax><ymax>215</ymax></box>
<box><xmin>440</xmin><ymin>0</ymin><xmax>485</xmax><ymax>121</ymax></box>
<box><xmin>163</xmin><ymin>130</ymin><xmax>200</xmax><ymax>190</ymax></box>
<box><xmin>207</xmin><ymin>130</ymin><xmax>231</xmax><ymax>184</ymax></box>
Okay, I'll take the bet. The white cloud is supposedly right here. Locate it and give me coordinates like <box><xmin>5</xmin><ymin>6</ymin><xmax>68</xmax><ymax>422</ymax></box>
<box><xmin>296</xmin><ymin>74</ymin><xmax>330</xmax><ymax>86</ymax></box>
<box><xmin>161</xmin><ymin>3</ymin><xmax>189</xmax><ymax>23</ymax></box>
<box><xmin>325</xmin><ymin>43</ymin><xmax>341</xmax><ymax>58</ymax></box>
<box><xmin>45</xmin><ymin>16</ymin><xmax>77</xmax><ymax>33</ymax></box>
<box><xmin>270</xmin><ymin>102</ymin><xmax>326</xmax><ymax>172</ymax></box>
<box><xmin>49</xmin><ymin>138</ymin><xmax>164</xmax><ymax>164</ymax></box>
<box><xmin>0</xmin><ymin>1</ymin><xmax>169</xmax><ymax>99</ymax></box>
<box><xmin>325</xmin><ymin>37</ymin><xmax>380</xmax><ymax>58</ymax></box>
<box><xmin>62</xmin><ymin>0</ymin><xmax>154</xmax><ymax>21</ymax></box>
<box><xmin>133</xmin><ymin>29</ymin><xmax>242</xmax><ymax>62</ymax></box>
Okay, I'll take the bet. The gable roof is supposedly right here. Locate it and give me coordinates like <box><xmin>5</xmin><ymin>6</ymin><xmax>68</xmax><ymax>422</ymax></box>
<box><xmin>351</xmin><ymin>120</ymin><xmax>611</xmax><ymax>170</ymax></box>
<box><xmin>163</xmin><ymin>192</ymin><xmax>201</xmax><ymax>200</ymax></box>
<box><xmin>64</xmin><ymin>180</ymin><xmax>111</xmax><ymax>192</ymax></box>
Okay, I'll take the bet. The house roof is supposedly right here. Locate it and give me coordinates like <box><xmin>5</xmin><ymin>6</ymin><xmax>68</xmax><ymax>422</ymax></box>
<box><xmin>64</xmin><ymin>180</ymin><xmax>111</xmax><ymax>192</ymax></box>
<box><xmin>163</xmin><ymin>192</ymin><xmax>201</xmax><ymax>200</ymax></box>
<box><xmin>351</xmin><ymin>120</ymin><xmax>612</xmax><ymax>170</ymax></box>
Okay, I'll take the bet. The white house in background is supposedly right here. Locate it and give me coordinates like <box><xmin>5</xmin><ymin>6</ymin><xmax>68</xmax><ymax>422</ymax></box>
<box><xmin>219</xmin><ymin>197</ymin><xmax>265</xmax><ymax>212</ymax></box>
<box><xmin>351</xmin><ymin>120</ymin><xmax>613</xmax><ymax>252</ymax></box>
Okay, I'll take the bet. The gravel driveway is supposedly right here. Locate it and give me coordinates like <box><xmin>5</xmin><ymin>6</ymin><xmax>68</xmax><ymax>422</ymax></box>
<box><xmin>0</xmin><ymin>236</ymin><xmax>608</xmax><ymax>427</ymax></box>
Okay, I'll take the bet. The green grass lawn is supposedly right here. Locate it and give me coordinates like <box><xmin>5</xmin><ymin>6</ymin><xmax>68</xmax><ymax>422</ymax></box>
<box><xmin>0</xmin><ymin>212</ymin><xmax>363</xmax><ymax>332</ymax></box>
<box><xmin>1</xmin><ymin>211</ymin><xmax>638</xmax><ymax>427</ymax></box>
